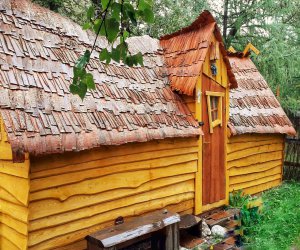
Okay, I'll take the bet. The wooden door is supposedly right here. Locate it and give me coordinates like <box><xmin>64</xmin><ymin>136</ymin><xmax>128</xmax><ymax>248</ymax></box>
<box><xmin>202</xmin><ymin>75</ymin><xmax>226</xmax><ymax>205</ymax></box>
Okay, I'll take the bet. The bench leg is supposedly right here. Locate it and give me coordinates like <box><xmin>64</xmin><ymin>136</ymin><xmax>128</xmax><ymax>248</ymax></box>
<box><xmin>165</xmin><ymin>224</ymin><xmax>179</xmax><ymax>250</ymax></box>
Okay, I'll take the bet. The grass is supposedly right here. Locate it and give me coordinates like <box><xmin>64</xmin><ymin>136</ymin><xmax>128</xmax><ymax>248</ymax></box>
<box><xmin>245</xmin><ymin>181</ymin><xmax>300</xmax><ymax>250</ymax></box>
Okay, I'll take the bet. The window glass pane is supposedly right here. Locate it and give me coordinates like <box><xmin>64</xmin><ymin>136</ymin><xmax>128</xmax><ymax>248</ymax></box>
<box><xmin>210</xmin><ymin>96</ymin><xmax>219</xmax><ymax>122</ymax></box>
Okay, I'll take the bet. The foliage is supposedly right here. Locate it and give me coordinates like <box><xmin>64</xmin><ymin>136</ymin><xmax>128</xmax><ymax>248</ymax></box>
<box><xmin>229</xmin><ymin>189</ymin><xmax>251</xmax><ymax>208</ymax></box>
<box><xmin>133</xmin><ymin>0</ymin><xmax>208</xmax><ymax>38</ymax></box>
<box><xmin>32</xmin><ymin>0</ymin><xmax>88</xmax><ymax>22</ymax></box>
<box><xmin>244</xmin><ymin>181</ymin><xmax>300</xmax><ymax>249</ymax></box>
<box><xmin>229</xmin><ymin>190</ymin><xmax>262</xmax><ymax>244</ymax></box>
<box><xmin>69</xmin><ymin>0</ymin><xmax>154</xmax><ymax>99</ymax></box>
<box><xmin>212</xmin><ymin>0</ymin><xmax>300</xmax><ymax>112</ymax></box>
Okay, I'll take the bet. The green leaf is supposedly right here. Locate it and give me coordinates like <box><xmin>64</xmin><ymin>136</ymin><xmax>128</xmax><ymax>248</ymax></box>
<box><xmin>70</xmin><ymin>81</ymin><xmax>88</xmax><ymax>100</ymax></box>
<box><xmin>87</xmin><ymin>6</ymin><xmax>95</xmax><ymax>20</ymax></box>
<box><xmin>138</xmin><ymin>0</ymin><xmax>152</xmax><ymax>11</ymax></box>
<box><xmin>116</xmin><ymin>42</ymin><xmax>128</xmax><ymax>60</ymax></box>
<box><xmin>70</xmin><ymin>83</ymin><xmax>79</xmax><ymax>95</ymax></box>
<box><xmin>77</xmin><ymin>81</ymin><xmax>88</xmax><ymax>100</ymax></box>
<box><xmin>123</xmin><ymin>30</ymin><xmax>129</xmax><ymax>40</ymax></box>
<box><xmin>135</xmin><ymin>52</ymin><xmax>143</xmax><ymax>66</ymax></box>
<box><xmin>124</xmin><ymin>56</ymin><xmax>134</xmax><ymax>67</ymax></box>
<box><xmin>105</xmin><ymin>18</ymin><xmax>119</xmax><ymax>42</ymax></box>
<box><xmin>73</xmin><ymin>67</ymin><xmax>86</xmax><ymax>82</ymax></box>
<box><xmin>99</xmin><ymin>49</ymin><xmax>110</xmax><ymax>61</ymax></box>
<box><xmin>111</xmin><ymin>2</ymin><xmax>121</xmax><ymax>21</ymax></box>
<box><xmin>124</xmin><ymin>3</ymin><xmax>137</xmax><ymax>26</ymax></box>
<box><xmin>75</xmin><ymin>50</ymin><xmax>91</xmax><ymax>69</ymax></box>
<box><xmin>111</xmin><ymin>48</ymin><xmax>121</xmax><ymax>63</ymax></box>
<box><xmin>82</xmin><ymin>22</ymin><xmax>92</xmax><ymax>30</ymax></box>
<box><xmin>93</xmin><ymin>19</ymin><xmax>106</xmax><ymax>35</ymax></box>
<box><xmin>141</xmin><ymin>8</ymin><xmax>154</xmax><ymax>23</ymax></box>
<box><xmin>101</xmin><ymin>0</ymin><xmax>110</xmax><ymax>9</ymax></box>
<box><xmin>85</xmin><ymin>73</ymin><xmax>96</xmax><ymax>90</ymax></box>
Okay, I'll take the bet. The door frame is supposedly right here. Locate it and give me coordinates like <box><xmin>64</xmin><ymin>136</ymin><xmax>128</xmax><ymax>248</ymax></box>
<box><xmin>194</xmin><ymin>74</ymin><xmax>229</xmax><ymax>214</ymax></box>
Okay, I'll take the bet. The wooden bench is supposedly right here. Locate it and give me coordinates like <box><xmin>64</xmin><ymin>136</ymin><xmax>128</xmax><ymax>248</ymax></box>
<box><xmin>85</xmin><ymin>210</ymin><xmax>180</xmax><ymax>250</ymax></box>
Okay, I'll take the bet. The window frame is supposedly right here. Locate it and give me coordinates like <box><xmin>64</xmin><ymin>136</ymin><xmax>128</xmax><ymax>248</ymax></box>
<box><xmin>206</xmin><ymin>91</ymin><xmax>224</xmax><ymax>133</ymax></box>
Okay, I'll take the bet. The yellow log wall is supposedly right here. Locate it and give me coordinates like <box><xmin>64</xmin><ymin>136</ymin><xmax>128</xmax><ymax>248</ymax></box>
<box><xmin>0</xmin><ymin>117</ymin><xmax>30</xmax><ymax>250</ymax></box>
<box><xmin>227</xmin><ymin>133</ymin><xmax>284</xmax><ymax>195</ymax></box>
<box><xmin>28</xmin><ymin>137</ymin><xmax>198</xmax><ymax>249</ymax></box>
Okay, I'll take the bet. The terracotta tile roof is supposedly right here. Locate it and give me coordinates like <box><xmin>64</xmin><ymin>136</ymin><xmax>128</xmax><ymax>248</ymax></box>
<box><xmin>228</xmin><ymin>55</ymin><xmax>296</xmax><ymax>136</ymax></box>
<box><xmin>160</xmin><ymin>11</ymin><xmax>237</xmax><ymax>96</ymax></box>
<box><xmin>0</xmin><ymin>0</ymin><xmax>202</xmax><ymax>159</ymax></box>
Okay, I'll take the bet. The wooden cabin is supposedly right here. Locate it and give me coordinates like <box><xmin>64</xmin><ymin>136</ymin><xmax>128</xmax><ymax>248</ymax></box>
<box><xmin>0</xmin><ymin>1</ymin><xmax>295</xmax><ymax>249</ymax></box>
<box><xmin>226</xmin><ymin>48</ymin><xmax>296</xmax><ymax>195</ymax></box>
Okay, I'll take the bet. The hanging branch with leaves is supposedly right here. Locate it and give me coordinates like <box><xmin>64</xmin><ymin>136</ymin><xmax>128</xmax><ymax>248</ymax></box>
<box><xmin>70</xmin><ymin>0</ymin><xmax>154</xmax><ymax>99</ymax></box>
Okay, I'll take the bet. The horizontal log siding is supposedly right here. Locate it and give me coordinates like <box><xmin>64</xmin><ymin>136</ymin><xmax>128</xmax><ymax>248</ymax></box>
<box><xmin>227</xmin><ymin>134</ymin><xmax>284</xmax><ymax>195</ymax></box>
<box><xmin>0</xmin><ymin>118</ymin><xmax>30</xmax><ymax>250</ymax></box>
<box><xmin>28</xmin><ymin>137</ymin><xmax>198</xmax><ymax>249</ymax></box>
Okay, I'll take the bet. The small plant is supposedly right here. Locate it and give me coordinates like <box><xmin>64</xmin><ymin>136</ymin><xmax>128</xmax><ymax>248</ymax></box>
<box><xmin>229</xmin><ymin>190</ymin><xmax>262</xmax><ymax>243</ymax></box>
<box><xmin>229</xmin><ymin>189</ymin><xmax>251</xmax><ymax>208</ymax></box>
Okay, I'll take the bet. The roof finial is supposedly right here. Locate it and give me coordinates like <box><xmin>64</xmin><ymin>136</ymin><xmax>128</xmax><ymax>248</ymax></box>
<box><xmin>243</xmin><ymin>43</ymin><xmax>260</xmax><ymax>57</ymax></box>
<box><xmin>228</xmin><ymin>46</ymin><xmax>236</xmax><ymax>53</ymax></box>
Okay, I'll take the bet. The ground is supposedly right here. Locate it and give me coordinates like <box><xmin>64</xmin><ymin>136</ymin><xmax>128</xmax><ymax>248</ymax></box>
<box><xmin>245</xmin><ymin>181</ymin><xmax>300</xmax><ymax>250</ymax></box>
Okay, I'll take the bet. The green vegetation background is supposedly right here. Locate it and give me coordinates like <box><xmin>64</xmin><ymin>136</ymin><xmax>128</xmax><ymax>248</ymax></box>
<box><xmin>248</xmin><ymin>181</ymin><xmax>300</xmax><ymax>249</ymax></box>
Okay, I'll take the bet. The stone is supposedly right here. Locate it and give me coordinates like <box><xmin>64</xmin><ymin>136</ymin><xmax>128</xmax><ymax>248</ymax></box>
<box><xmin>202</xmin><ymin>221</ymin><xmax>211</xmax><ymax>237</ymax></box>
<box><xmin>211</xmin><ymin>225</ymin><xmax>227</xmax><ymax>237</ymax></box>
<box><xmin>180</xmin><ymin>247</ymin><xmax>189</xmax><ymax>250</ymax></box>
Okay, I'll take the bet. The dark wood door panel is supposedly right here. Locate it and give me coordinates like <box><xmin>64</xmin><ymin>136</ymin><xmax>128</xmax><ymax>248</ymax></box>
<box><xmin>202</xmin><ymin>75</ymin><xmax>226</xmax><ymax>205</ymax></box>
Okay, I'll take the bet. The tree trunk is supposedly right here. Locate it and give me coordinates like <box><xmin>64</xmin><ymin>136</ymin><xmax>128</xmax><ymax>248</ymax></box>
<box><xmin>223</xmin><ymin>0</ymin><xmax>229</xmax><ymax>46</ymax></box>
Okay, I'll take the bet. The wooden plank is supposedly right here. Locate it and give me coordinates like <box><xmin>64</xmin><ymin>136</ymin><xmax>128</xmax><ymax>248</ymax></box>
<box><xmin>28</xmin><ymin>193</ymin><xmax>194</xmax><ymax>247</ymax></box>
<box><xmin>195</xmin><ymin>76</ymin><xmax>202</xmax><ymax>214</ymax></box>
<box><xmin>221</xmin><ymin>58</ymin><xmax>228</xmax><ymax>87</ymax></box>
<box><xmin>29</xmin><ymin>180</ymin><xmax>195</xmax><ymax>231</ymax></box>
<box><xmin>0</xmin><ymin>143</ymin><xmax>13</xmax><ymax>160</ymax></box>
<box><xmin>30</xmin><ymin>152</ymin><xmax>198</xmax><ymax>191</ymax></box>
<box><xmin>227</xmin><ymin>139</ymin><xmax>283</xmax><ymax>153</ymax></box>
<box><xmin>1</xmin><ymin>236</ymin><xmax>20</xmax><ymax>250</ymax></box>
<box><xmin>86</xmin><ymin>210</ymin><xmax>179</xmax><ymax>248</ymax></box>
<box><xmin>0</xmin><ymin>172</ymin><xmax>29</xmax><ymax>205</ymax></box>
<box><xmin>229</xmin><ymin>174</ymin><xmax>282</xmax><ymax>191</ymax></box>
<box><xmin>241</xmin><ymin>179</ymin><xmax>281</xmax><ymax>195</ymax></box>
<box><xmin>227</xmin><ymin>143</ymin><xmax>283</xmax><ymax>161</ymax></box>
<box><xmin>1</xmin><ymin>223</ymin><xmax>28</xmax><ymax>250</ymax></box>
<box><xmin>31</xmin><ymin>138</ymin><xmax>198</xmax><ymax>173</ymax></box>
<box><xmin>55</xmin><ymin>240</ymin><xmax>87</xmax><ymax>250</ymax></box>
<box><xmin>29</xmin><ymin>173</ymin><xmax>195</xmax><ymax>220</ymax></box>
<box><xmin>228</xmin><ymin>151</ymin><xmax>283</xmax><ymax>169</ymax></box>
<box><xmin>1</xmin><ymin>213</ymin><xmax>28</xmax><ymax>235</ymax></box>
<box><xmin>0</xmin><ymin>187</ymin><xmax>24</xmax><ymax>205</ymax></box>
<box><xmin>202</xmin><ymin>199</ymin><xmax>227</xmax><ymax>212</ymax></box>
<box><xmin>229</xmin><ymin>160</ymin><xmax>282</xmax><ymax>176</ymax></box>
<box><xmin>0</xmin><ymin>159</ymin><xmax>30</xmax><ymax>178</ymax></box>
<box><xmin>224</xmin><ymin>86</ymin><xmax>230</xmax><ymax>206</ymax></box>
<box><xmin>228</xmin><ymin>134</ymin><xmax>283</xmax><ymax>144</ymax></box>
<box><xmin>0</xmin><ymin>199</ymin><xmax>29</xmax><ymax>223</ymax></box>
<box><xmin>30</xmin><ymin>161</ymin><xmax>197</xmax><ymax>202</ymax></box>
<box><xmin>31</xmin><ymin>147</ymin><xmax>198</xmax><ymax>179</ymax></box>
<box><xmin>230</xmin><ymin>167</ymin><xmax>282</xmax><ymax>185</ymax></box>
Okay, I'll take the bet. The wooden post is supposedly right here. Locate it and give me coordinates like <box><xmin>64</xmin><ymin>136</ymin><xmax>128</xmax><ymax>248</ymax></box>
<box><xmin>195</xmin><ymin>76</ymin><xmax>203</xmax><ymax>214</ymax></box>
